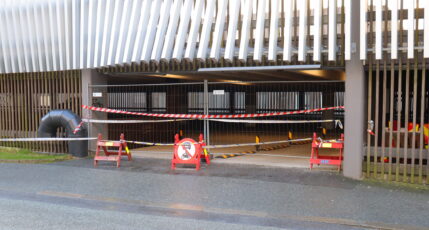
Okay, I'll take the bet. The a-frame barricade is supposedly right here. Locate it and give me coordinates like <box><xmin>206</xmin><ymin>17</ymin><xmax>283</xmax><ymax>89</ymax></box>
<box><xmin>310</xmin><ymin>132</ymin><xmax>344</xmax><ymax>171</ymax></box>
<box><xmin>94</xmin><ymin>133</ymin><xmax>132</xmax><ymax>168</ymax></box>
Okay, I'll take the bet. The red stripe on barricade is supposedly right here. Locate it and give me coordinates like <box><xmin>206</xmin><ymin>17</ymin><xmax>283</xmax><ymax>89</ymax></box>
<box><xmin>72</xmin><ymin>121</ymin><xmax>84</xmax><ymax>134</ymax></box>
<box><xmin>82</xmin><ymin>105</ymin><xmax>345</xmax><ymax>119</ymax></box>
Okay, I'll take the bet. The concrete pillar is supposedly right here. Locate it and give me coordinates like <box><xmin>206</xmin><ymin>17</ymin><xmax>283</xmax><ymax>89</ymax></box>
<box><xmin>81</xmin><ymin>69</ymin><xmax>108</xmax><ymax>152</ymax></box>
<box><xmin>343</xmin><ymin>0</ymin><xmax>365</xmax><ymax>180</ymax></box>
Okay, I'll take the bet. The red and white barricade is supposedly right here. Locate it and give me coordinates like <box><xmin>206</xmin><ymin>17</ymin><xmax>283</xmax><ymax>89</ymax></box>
<box><xmin>171</xmin><ymin>133</ymin><xmax>210</xmax><ymax>171</ymax></box>
<box><xmin>94</xmin><ymin>133</ymin><xmax>132</xmax><ymax>168</ymax></box>
<box><xmin>310</xmin><ymin>132</ymin><xmax>344</xmax><ymax>171</ymax></box>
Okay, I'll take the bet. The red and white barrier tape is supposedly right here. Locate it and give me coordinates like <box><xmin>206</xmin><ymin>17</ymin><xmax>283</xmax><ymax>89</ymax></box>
<box><xmin>82</xmin><ymin>118</ymin><xmax>188</xmax><ymax>124</ymax></box>
<box><xmin>82</xmin><ymin>105</ymin><xmax>344</xmax><ymax>119</ymax></box>
<box><xmin>209</xmin><ymin>119</ymin><xmax>336</xmax><ymax>123</ymax></box>
<box><xmin>73</xmin><ymin>118</ymin><xmax>188</xmax><ymax>134</ymax></box>
<box><xmin>72</xmin><ymin>121</ymin><xmax>84</xmax><ymax>134</ymax></box>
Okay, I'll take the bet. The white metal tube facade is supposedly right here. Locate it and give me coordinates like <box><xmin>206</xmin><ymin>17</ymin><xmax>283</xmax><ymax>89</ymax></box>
<box><xmin>0</xmin><ymin>0</ymin><xmax>426</xmax><ymax>73</ymax></box>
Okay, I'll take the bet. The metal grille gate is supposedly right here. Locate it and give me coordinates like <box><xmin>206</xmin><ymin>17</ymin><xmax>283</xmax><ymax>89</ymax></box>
<box><xmin>88</xmin><ymin>81</ymin><xmax>344</xmax><ymax>151</ymax></box>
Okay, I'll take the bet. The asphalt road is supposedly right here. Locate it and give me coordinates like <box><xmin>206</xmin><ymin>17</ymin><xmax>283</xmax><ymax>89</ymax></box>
<box><xmin>0</xmin><ymin>158</ymin><xmax>428</xmax><ymax>230</ymax></box>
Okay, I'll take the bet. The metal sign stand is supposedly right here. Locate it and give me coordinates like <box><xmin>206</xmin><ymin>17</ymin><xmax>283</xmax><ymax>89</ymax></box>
<box><xmin>171</xmin><ymin>134</ymin><xmax>210</xmax><ymax>171</ymax></box>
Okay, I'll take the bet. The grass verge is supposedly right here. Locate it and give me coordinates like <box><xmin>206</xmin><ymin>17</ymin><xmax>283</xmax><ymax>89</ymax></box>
<box><xmin>0</xmin><ymin>147</ymin><xmax>72</xmax><ymax>163</ymax></box>
<box><xmin>363</xmin><ymin>177</ymin><xmax>428</xmax><ymax>192</ymax></box>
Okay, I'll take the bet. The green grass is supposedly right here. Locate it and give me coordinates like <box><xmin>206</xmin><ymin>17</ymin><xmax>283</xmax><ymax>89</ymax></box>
<box><xmin>363</xmin><ymin>177</ymin><xmax>428</xmax><ymax>192</ymax></box>
<box><xmin>0</xmin><ymin>147</ymin><xmax>72</xmax><ymax>163</ymax></box>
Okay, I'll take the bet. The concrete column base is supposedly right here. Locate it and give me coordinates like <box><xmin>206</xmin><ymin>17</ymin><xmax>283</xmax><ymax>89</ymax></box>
<box><xmin>81</xmin><ymin>69</ymin><xmax>109</xmax><ymax>152</ymax></box>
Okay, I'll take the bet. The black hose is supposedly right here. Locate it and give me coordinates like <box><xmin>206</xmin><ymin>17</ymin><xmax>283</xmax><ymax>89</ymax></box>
<box><xmin>38</xmin><ymin>110</ymin><xmax>88</xmax><ymax>157</ymax></box>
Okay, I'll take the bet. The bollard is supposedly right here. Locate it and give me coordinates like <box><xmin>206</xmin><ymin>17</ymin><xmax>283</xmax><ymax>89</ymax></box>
<box><xmin>255</xmin><ymin>135</ymin><xmax>260</xmax><ymax>151</ymax></box>
<box><xmin>174</xmin><ymin>133</ymin><xmax>180</xmax><ymax>144</ymax></box>
<box><xmin>288</xmin><ymin>131</ymin><xmax>293</xmax><ymax>140</ymax></box>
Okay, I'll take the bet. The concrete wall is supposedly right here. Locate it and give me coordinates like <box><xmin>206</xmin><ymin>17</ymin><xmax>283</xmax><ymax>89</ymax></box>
<box><xmin>81</xmin><ymin>70</ymin><xmax>109</xmax><ymax>153</ymax></box>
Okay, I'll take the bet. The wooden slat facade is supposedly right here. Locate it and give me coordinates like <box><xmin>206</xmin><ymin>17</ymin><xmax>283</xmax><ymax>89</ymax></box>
<box><xmin>0</xmin><ymin>70</ymin><xmax>81</xmax><ymax>153</ymax></box>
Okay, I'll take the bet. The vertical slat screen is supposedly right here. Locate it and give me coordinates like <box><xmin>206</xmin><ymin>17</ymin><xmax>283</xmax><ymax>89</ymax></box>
<box><xmin>360</xmin><ymin>0</ymin><xmax>368</xmax><ymax>60</ymax></box>
<box><xmin>25</xmin><ymin>0</ymin><xmax>38</xmax><ymax>72</ymax></box>
<box><xmin>79</xmin><ymin>0</ymin><xmax>88</xmax><ymax>68</ymax></box>
<box><xmin>106</xmin><ymin>0</ymin><xmax>123</xmax><ymax>66</ymax></box>
<box><xmin>426</xmin><ymin>1</ymin><xmax>429</xmax><ymax>58</ymax></box>
<box><xmin>197</xmin><ymin>0</ymin><xmax>216</xmax><ymax>60</ymax></box>
<box><xmin>63</xmin><ymin>0</ymin><xmax>72</xmax><ymax>69</ymax></box>
<box><xmin>283</xmin><ymin>0</ymin><xmax>294</xmax><ymax>62</ymax></box>
<box><xmin>375</xmin><ymin>0</ymin><xmax>382</xmax><ymax>60</ymax></box>
<box><xmin>141</xmin><ymin>0</ymin><xmax>162</xmax><ymax>62</ymax></box>
<box><xmin>0</xmin><ymin>71</ymin><xmax>81</xmax><ymax>153</ymax></box>
<box><xmin>160</xmin><ymin>0</ymin><xmax>180</xmax><ymax>61</ymax></box>
<box><xmin>172</xmin><ymin>0</ymin><xmax>193</xmax><ymax>61</ymax></box>
<box><xmin>151</xmin><ymin>0</ymin><xmax>172</xmax><ymax>61</ymax></box>
<box><xmin>253</xmin><ymin>0</ymin><xmax>266</xmax><ymax>62</ymax></box>
<box><xmin>298</xmin><ymin>0</ymin><xmax>307</xmax><ymax>62</ymax></box>
<box><xmin>407</xmin><ymin>0</ymin><xmax>414</xmax><ymax>59</ymax></box>
<box><xmin>12</xmin><ymin>2</ymin><xmax>25</xmax><ymax>72</ymax></box>
<box><xmin>115</xmin><ymin>0</ymin><xmax>133</xmax><ymax>65</ymax></box>
<box><xmin>0</xmin><ymin>0</ymin><xmax>363</xmax><ymax>71</ymax></box>
<box><xmin>268</xmin><ymin>0</ymin><xmax>280</xmax><ymax>61</ymax></box>
<box><xmin>421</xmin><ymin>61</ymin><xmax>426</xmax><ymax>183</ymax></box>
<box><xmin>184</xmin><ymin>0</ymin><xmax>204</xmax><ymax>60</ymax></box>
<box><xmin>391</xmin><ymin>0</ymin><xmax>398</xmax><ymax>60</ymax></box>
<box><xmin>210</xmin><ymin>0</ymin><xmax>228</xmax><ymax>61</ymax></box>
<box><xmin>99</xmin><ymin>0</ymin><xmax>113</xmax><ymax>66</ymax></box>
<box><xmin>19</xmin><ymin>2</ymin><xmax>31</xmax><ymax>72</ymax></box>
<box><xmin>123</xmin><ymin>0</ymin><xmax>142</xmax><ymax>63</ymax></box>
<box><xmin>344</xmin><ymin>0</ymin><xmax>351</xmax><ymax>61</ymax></box>
<box><xmin>366</xmin><ymin>56</ymin><xmax>429</xmax><ymax>185</ymax></box>
<box><xmin>131</xmin><ymin>0</ymin><xmax>152</xmax><ymax>62</ymax></box>
<box><xmin>71</xmin><ymin>0</ymin><xmax>80</xmax><ymax>69</ymax></box>
<box><xmin>86</xmin><ymin>0</ymin><xmax>96</xmax><ymax>68</ymax></box>
<box><xmin>313</xmin><ymin>0</ymin><xmax>322</xmax><ymax>62</ymax></box>
<box><xmin>328</xmin><ymin>0</ymin><xmax>337</xmax><ymax>61</ymax></box>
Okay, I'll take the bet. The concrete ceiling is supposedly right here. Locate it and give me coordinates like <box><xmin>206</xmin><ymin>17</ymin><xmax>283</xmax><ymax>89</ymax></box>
<box><xmin>103</xmin><ymin>69</ymin><xmax>345</xmax><ymax>84</ymax></box>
